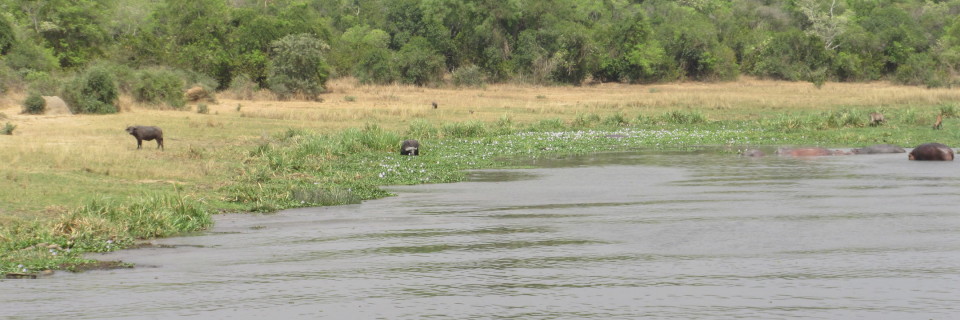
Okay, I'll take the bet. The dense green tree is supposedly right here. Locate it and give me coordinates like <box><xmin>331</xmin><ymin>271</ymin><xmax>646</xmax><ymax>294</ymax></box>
<box><xmin>267</xmin><ymin>33</ymin><xmax>330</xmax><ymax>100</ymax></box>
<box><xmin>747</xmin><ymin>29</ymin><xmax>832</xmax><ymax>85</ymax></box>
<box><xmin>594</xmin><ymin>9</ymin><xmax>670</xmax><ymax>83</ymax></box>
<box><xmin>0</xmin><ymin>14</ymin><xmax>14</xmax><ymax>55</ymax></box>
<box><xmin>647</xmin><ymin>1</ymin><xmax>738</xmax><ymax>81</ymax></box>
<box><xmin>394</xmin><ymin>36</ymin><xmax>446</xmax><ymax>86</ymax></box>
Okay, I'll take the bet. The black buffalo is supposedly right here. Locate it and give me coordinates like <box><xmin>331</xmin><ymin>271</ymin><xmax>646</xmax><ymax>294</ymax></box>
<box><xmin>400</xmin><ymin>139</ymin><xmax>420</xmax><ymax>156</ymax></box>
<box><xmin>126</xmin><ymin>126</ymin><xmax>164</xmax><ymax>150</ymax></box>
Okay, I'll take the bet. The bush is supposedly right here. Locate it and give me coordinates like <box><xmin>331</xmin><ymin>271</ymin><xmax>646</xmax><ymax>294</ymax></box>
<box><xmin>394</xmin><ymin>37</ymin><xmax>446</xmax><ymax>86</ymax></box>
<box><xmin>228</xmin><ymin>74</ymin><xmax>259</xmax><ymax>100</ymax></box>
<box><xmin>24</xmin><ymin>71</ymin><xmax>60</xmax><ymax>95</ymax></box>
<box><xmin>197</xmin><ymin>103</ymin><xmax>209</xmax><ymax>114</ymax></box>
<box><xmin>133</xmin><ymin>68</ymin><xmax>186</xmax><ymax>109</ymax></box>
<box><xmin>22</xmin><ymin>93</ymin><xmax>45</xmax><ymax>115</ymax></box>
<box><xmin>2</xmin><ymin>122</ymin><xmax>15</xmax><ymax>135</ymax></box>
<box><xmin>61</xmin><ymin>65</ymin><xmax>119</xmax><ymax>114</ymax></box>
<box><xmin>267</xmin><ymin>33</ymin><xmax>330</xmax><ymax>100</ymax></box>
<box><xmin>451</xmin><ymin>65</ymin><xmax>486</xmax><ymax>88</ymax></box>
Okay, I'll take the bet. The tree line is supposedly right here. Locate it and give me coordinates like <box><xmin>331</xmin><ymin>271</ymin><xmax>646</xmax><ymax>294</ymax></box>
<box><xmin>1</xmin><ymin>0</ymin><xmax>959</xmax><ymax>109</ymax></box>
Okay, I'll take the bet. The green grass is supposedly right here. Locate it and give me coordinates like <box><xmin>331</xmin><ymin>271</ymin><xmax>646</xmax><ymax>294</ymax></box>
<box><xmin>2</xmin><ymin>105</ymin><xmax>960</xmax><ymax>275</ymax></box>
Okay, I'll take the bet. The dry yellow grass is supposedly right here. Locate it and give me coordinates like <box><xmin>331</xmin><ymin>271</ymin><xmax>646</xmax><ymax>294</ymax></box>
<box><xmin>0</xmin><ymin>77</ymin><xmax>958</xmax><ymax>217</ymax></box>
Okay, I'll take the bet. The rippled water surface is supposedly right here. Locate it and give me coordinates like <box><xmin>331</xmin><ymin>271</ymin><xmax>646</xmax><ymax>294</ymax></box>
<box><xmin>4</xmin><ymin>151</ymin><xmax>960</xmax><ymax>319</ymax></box>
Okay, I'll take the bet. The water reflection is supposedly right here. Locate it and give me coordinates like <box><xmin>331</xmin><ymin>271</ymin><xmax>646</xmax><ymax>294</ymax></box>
<box><xmin>3</xmin><ymin>150</ymin><xmax>959</xmax><ymax>319</ymax></box>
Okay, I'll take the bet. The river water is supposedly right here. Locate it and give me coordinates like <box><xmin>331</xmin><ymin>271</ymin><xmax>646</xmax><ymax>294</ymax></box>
<box><xmin>3</xmin><ymin>151</ymin><xmax>960</xmax><ymax>319</ymax></box>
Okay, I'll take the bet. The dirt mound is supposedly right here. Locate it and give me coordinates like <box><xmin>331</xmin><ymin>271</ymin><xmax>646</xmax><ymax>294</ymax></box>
<box><xmin>42</xmin><ymin>96</ymin><xmax>72</xmax><ymax>115</ymax></box>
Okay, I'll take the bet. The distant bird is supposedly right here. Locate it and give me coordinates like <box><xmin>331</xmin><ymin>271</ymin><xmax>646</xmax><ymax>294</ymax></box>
<box><xmin>431</xmin><ymin>101</ymin><xmax>438</xmax><ymax>109</ymax></box>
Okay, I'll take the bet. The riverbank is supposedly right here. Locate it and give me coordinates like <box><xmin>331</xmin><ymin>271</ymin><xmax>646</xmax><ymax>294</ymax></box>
<box><xmin>2</xmin><ymin>78</ymin><xmax>959</xmax><ymax>275</ymax></box>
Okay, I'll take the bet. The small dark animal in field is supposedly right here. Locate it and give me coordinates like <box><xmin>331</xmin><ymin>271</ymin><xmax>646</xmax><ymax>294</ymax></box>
<box><xmin>432</xmin><ymin>101</ymin><xmax>438</xmax><ymax>109</ymax></box>
<box><xmin>933</xmin><ymin>114</ymin><xmax>943</xmax><ymax>130</ymax></box>
<box><xmin>851</xmin><ymin>144</ymin><xmax>905</xmax><ymax>154</ymax></box>
<box><xmin>400</xmin><ymin>139</ymin><xmax>420</xmax><ymax>156</ymax></box>
<box><xmin>908</xmin><ymin>143</ymin><xmax>953</xmax><ymax>161</ymax></box>
<box><xmin>869</xmin><ymin>112</ymin><xmax>885</xmax><ymax>126</ymax></box>
<box><xmin>126</xmin><ymin>125</ymin><xmax>164</xmax><ymax>150</ymax></box>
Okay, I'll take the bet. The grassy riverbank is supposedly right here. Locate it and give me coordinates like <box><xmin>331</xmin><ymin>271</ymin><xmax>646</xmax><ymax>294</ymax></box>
<box><xmin>2</xmin><ymin>78</ymin><xmax>960</xmax><ymax>275</ymax></box>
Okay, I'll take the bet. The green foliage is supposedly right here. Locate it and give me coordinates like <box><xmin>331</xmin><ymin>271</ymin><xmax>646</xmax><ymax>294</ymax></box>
<box><xmin>2</xmin><ymin>122</ymin><xmax>15</xmax><ymax>135</ymax></box>
<box><xmin>659</xmin><ymin>110</ymin><xmax>708</xmax><ymax>124</ymax></box>
<box><xmin>228</xmin><ymin>74</ymin><xmax>260</xmax><ymax>100</ymax></box>
<box><xmin>0</xmin><ymin>13</ymin><xmax>13</xmax><ymax>55</ymax></box>
<box><xmin>649</xmin><ymin>2</ymin><xmax>738</xmax><ymax>81</ymax></box>
<box><xmin>407</xmin><ymin>119</ymin><xmax>439</xmax><ymax>139</ymax></box>
<box><xmin>22</xmin><ymin>93</ymin><xmax>46</xmax><ymax>115</ymax></box>
<box><xmin>197</xmin><ymin>103</ymin><xmax>209</xmax><ymax>114</ymax></box>
<box><xmin>595</xmin><ymin>10</ymin><xmax>671</xmax><ymax>83</ymax></box>
<box><xmin>1</xmin><ymin>0</ymin><xmax>960</xmax><ymax>90</ymax></box>
<box><xmin>61</xmin><ymin>65</ymin><xmax>119</xmax><ymax>114</ymax></box>
<box><xmin>2</xmin><ymin>29</ymin><xmax>59</xmax><ymax>73</ymax></box>
<box><xmin>267</xmin><ymin>33</ymin><xmax>330</xmax><ymax>100</ymax></box>
<box><xmin>893</xmin><ymin>53</ymin><xmax>949</xmax><ymax>87</ymax></box>
<box><xmin>394</xmin><ymin>37</ymin><xmax>446</xmax><ymax>86</ymax></box>
<box><xmin>335</xmin><ymin>124</ymin><xmax>401</xmax><ymax>155</ymax></box>
<box><xmin>133</xmin><ymin>68</ymin><xmax>186</xmax><ymax>109</ymax></box>
<box><xmin>451</xmin><ymin>65</ymin><xmax>486</xmax><ymax>88</ymax></box>
<box><xmin>442</xmin><ymin>121</ymin><xmax>487</xmax><ymax>138</ymax></box>
<box><xmin>748</xmin><ymin>30</ymin><xmax>831</xmax><ymax>84</ymax></box>
<box><xmin>24</xmin><ymin>71</ymin><xmax>60</xmax><ymax>96</ymax></box>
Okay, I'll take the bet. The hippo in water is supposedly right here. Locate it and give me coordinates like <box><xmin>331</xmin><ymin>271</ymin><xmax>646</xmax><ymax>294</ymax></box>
<box><xmin>851</xmin><ymin>144</ymin><xmax>906</xmax><ymax>154</ymax></box>
<box><xmin>908</xmin><ymin>143</ymin><xmax>954</xmax><ymax>161</ymax></box>
<box><xmin>776</xmin><ymin>147</ymin><xmax>835</xmax><ymax>157</ymax></box>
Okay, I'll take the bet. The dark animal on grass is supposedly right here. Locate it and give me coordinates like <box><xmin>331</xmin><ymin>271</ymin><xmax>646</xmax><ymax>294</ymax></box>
<box><xmin>400</xmin><ymin>139</ymin><xmax>420</xmax><ymax>156</ymax></box>
<box><xmin>851</xmin><ymin>144</ymin><xmax>905</xmax><ymax>154</ymax></box>
<box><xmin>933</xmin><ymin>114</ymin><xmax>943</xmax><ymax>130</ymax></box>
<box><xmin>432</xmin><ymin>101</ymin><xmax>438</xmax><ymax>109</ymax></box>
<box><xmin>126</xmin><ymin>126</ymin><xmax>164</xmax><ymax>150</ymax></box>
<box><xmin>908</xmin><ymin>143</ymin><xmax>953</xmax><ymax>161</ymax></box>
<box><xmin>869</xmin><ymin>112</ymin><xmax>885</xmax><ymax>126</ymax></box>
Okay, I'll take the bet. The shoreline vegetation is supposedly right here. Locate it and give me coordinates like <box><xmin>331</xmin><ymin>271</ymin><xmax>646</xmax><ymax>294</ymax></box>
<box><xmin>2</xmin><ymin>78</ymin><xmax>960</xmax><ymax>276</ymax></box>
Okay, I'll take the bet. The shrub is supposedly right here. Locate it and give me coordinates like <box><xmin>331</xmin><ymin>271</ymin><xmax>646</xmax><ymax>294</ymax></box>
<box><xmin>228</xmin><ymin>74</ymin><xmax>259</xmax><ymax>100</ymax></box>
<box><xmin>24</xmin><ymin>71</ymin><xmax>60</xmax><ymax>96</ymax></box>
<box><xmin>197</xmin><ymin>103</ymin><xmax>209</xmax><ymax>114</ymax></box>
<box><xmin>2</xmin><ymin>122</ymin><xmax>15</xmax><ymax>135</ymax></box>
<box><xmin>133</xmin><ymin>68</ymin><xmax>186</xmax><ymax>109</ymax></box>
<box><xmin>451</xmin><ymin>65</ymin><xmax>486</xmax><ymax>88</ymax></box>
<box><xmin>22</xmin><ymin>93</ymin><xmax>45</xmax><ymax>115</ymax></box>
<box><xmin>61</xmin><ymin>65</ymin><xmax>119</xmax><ymax>114</ymax></box>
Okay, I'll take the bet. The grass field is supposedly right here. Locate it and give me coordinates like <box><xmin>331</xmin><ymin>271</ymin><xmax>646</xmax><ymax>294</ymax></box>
<box><xmin>2</xmin><ymin>77</ymin><xmax>960</xmax><ymax>274</ymax></box>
